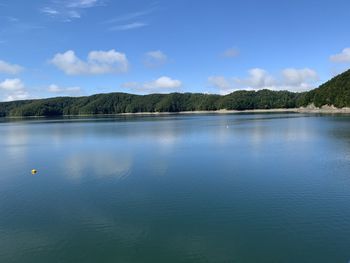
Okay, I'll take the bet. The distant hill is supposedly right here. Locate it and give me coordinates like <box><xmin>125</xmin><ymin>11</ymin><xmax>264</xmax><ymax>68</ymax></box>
<box><xmin>0</xmin><ymin>90</ymin><xmax>303</xmax><ymax>117</ymax></box>
<box><xmin>302</xmin><ymin>69</ymin><xmax>350</xmax><ymax>108</ymax></box>
<box><xmin>0</xmin><ymin>69</ymin><xmax>349</xmax><ymax>117</ymax></box>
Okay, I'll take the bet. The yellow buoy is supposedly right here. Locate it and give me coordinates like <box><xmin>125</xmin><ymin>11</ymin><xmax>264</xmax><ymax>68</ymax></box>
<box><xmin>31</xmin><ymin>169</ymin><xmax>38</xmax><ymax>175</ymax></box>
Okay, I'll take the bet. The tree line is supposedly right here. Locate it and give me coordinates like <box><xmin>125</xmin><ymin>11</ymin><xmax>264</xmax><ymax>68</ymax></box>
<box><xmin>0</xmin><ymin>69</ymin><xmax>349</xmax><ymax>117</ymax></box>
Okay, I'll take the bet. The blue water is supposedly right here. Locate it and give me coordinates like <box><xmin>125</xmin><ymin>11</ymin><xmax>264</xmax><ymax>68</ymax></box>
<box><xmin>1</xmin><ymin>113</ymin><xmax>350</xmax><ymax>263</ymax></box>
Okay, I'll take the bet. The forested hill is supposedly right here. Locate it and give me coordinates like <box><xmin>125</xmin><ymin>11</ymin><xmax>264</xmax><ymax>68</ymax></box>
<box><xmin>0</xmin><ymin>90</ymin><xmax>303</xmax><ymax>117</ymax></box>
<box><xmin>302</xmin><ymin>69</ymin><xmax>350</xmax><ymax>108</ymax></box>
<box><xmin>0</xmin><ymin>69</ymin><xmax>349</xmax><ymax>117</ymax></box>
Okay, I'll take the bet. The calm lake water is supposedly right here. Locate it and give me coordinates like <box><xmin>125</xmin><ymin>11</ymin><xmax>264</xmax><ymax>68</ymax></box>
<box><xmin>1</xmin><ymin>113</ymin><xmax>350</xmax><ymax>263</ymax></box>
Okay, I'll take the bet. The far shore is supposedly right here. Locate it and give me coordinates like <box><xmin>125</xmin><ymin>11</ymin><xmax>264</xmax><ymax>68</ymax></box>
<box><xmin>3</xmin><ymin>105</ymin><xmax>350</xmax><ymax>119</ymax></box>
<box><xmin>114</xmin><ymin>106</ymin><xmax>350</xmax><ymax>116</ymax></box>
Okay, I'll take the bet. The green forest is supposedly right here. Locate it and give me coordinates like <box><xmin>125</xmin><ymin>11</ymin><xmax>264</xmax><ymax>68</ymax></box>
<box><xmin>1</xmin><ymin>69</ymin><xmax>349</xmax><ymax>117</ymax></box>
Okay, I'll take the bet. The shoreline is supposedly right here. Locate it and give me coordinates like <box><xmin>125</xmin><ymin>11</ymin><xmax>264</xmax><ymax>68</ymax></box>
<box><xmin>118</xmin><ymin>108</ymin><xmax>350</xmax><ymax>115</ymax></box>
<box><xmin>3</xmin><ymin>106</ymin><xmax>350</xmax><ymax>119</ymax></box>
<box><xmin>118</xmin><ymin>108</ymin><xmax>300</xmax><ymax>116</ymax></box>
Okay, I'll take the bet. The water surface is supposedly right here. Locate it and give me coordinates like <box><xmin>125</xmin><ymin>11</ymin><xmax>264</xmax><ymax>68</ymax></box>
<box><xmin>1</xmin><ymin>113</ymin><xmax>350</xmax><ymax>263</ymax></box>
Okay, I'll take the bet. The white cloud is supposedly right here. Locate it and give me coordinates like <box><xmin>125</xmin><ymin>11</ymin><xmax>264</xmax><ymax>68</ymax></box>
<box><xmin>66</xmin><ymin>0</ymin><xmax>100</xmax><ymax>8</ymax></box>
<box><xmin>330</xmin><ymin>48</ymin><xmax>350</xmax><ymax>63</ymax></box>
<box><xmin>144</xmin><ymin>50</ymin><xmax>168</xmax><ymax>67</ymax></box>
<box><xmin>146</xmin><ymin>50</ymin><xmax>167</xmax><ymax>61</ymax></box>
<box><xmin>104</xmin><ymin>9</ymin><xmax>153</xmax><ymax>24</ymax></box>
<box><xmin>0</xmin><ymin>78</ymin><xmax>29</xmax><ymax>101</ymax></box>
<box><xmin>208</xmin><ymin>68</ymin><xmax>274</xmax><ymax>94</ymax></box>
<box><xmin>122</xmin><ymin>76</ymin><xmax>182</xmax><ymax>93</ymax></box>
<box><xmin>209</xmin><ymin>68</ymin><xmax>319</xmax><ymax>94</ymax></box>
<box><xmin>0</xmin><ymin>60</ymin><xmax>23</xmax><ymax>74</ymax></box>
<box><xmin>0</xmin><ymin>78</ymin><xmax>24</xmax><ymax>90</ymax></box>
<box><xmin>103</xmin><ymin>4</ymin><xmax>156</xmax><ymax>31</ymax></box>
<box><xmin>50</xmin><ymin>49</ymin><xmax>129</xmax><ymax>75</ymax></box>
<box><xmin>147</xmin><ymin>76</ymin><xmax>182</xmax><ymax>89</ymax></box>
<box><xmin>66</xmin><ymin>10</ymin><xmax>81</xmax><ymax>19</ymax></box>
<box><xmin>5</xmin><ymin>16</ymin><xmax>19</xmax><ymax>23</ymax></box>
<box><xmin>41</xmin><ymin>0</ymin><xmax>103</xmax><ymax>21</ymax></box>
<box><xmin>281</xmin><ymin>68</ymin><xmax>318</xmax><ymax>86</ymax></box>
<box><xmin>222</xmin><ymin>48</ymin><xmax>240</xmax><ymax>58</ymax></box>
<box><xmin>109</xmin><ymin>22</ymin><xmax>147</xmax><ymax>31</ymax></box>
<box><xmin>40</xmin><ymin>7</ymin><xmax>60</xmax><ymax>16</ymax></box>
<box><xmin>208</xmin><ymin>76</ymin><xmax>233</xmax><ymax>91</ymax></box>
<box><xmin>240</xmin><ymin>68</ymin><xmax>275</xmax><ymax>89</ymax></box>
<box><xmin>48</xmin><ymin>84</ymin><xmax>81</xmax><ymax>95</ymax></box>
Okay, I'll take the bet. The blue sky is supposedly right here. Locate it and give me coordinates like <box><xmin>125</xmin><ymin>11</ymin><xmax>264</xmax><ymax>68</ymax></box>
<box><xmin>0</xmin><ymin>0</ymin><xmax>350</xmax><ymax>101</ymax></box>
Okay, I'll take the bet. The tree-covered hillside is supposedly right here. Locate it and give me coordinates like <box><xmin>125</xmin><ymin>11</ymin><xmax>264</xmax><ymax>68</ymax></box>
<box><xmin>0</xmin><ymin>69</ymin><xmax>349</xmax><ymax>117</ymax></box>
<box><xmin>302</xmin><ymin>69</ymin><xmax>350</xmax><ymax>108</ymax></box>
<box><xmin>0</xmin><ymin>90</ymin><xmax>304</xmax><ymax>117</ymax></box>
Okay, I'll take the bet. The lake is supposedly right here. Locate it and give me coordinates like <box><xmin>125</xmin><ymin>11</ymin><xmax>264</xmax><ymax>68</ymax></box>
<box><xmin>1</xmin><ymin>113</ymin><xmax>350</xmax><ymax>263</ymax></box>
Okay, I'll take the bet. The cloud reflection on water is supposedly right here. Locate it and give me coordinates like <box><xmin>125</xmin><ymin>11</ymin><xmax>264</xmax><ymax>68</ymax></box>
<box><xmin>65</xmin><ymin>152</ymin><xmax>132</xmax><ymax>181</ymax></box>
<box><xmin>1</xmin><ymin>125</ymin><xmax>29</xmax><ymax>159</ymax></box>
